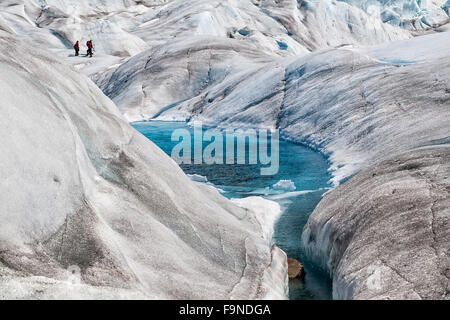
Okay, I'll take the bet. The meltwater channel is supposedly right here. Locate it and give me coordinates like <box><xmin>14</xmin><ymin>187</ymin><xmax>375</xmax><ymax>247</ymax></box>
<box><xmin>133</xmin><ymin>121</ymin><xmax>333</xmax><ymax>300</ymax></box>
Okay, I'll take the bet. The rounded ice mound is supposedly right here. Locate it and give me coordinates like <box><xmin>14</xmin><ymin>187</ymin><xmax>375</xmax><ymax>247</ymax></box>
<box><xmin>272</xmin><ymin>180</ymin><xmax>296</xmax><ymax>192</ymax></box>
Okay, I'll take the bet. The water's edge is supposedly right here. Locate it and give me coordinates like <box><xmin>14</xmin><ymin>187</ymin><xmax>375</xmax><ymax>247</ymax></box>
<box><xmin>132</xmin><ymin>121</ymin><xmax>333</xmax><ymax>300</ymax></box>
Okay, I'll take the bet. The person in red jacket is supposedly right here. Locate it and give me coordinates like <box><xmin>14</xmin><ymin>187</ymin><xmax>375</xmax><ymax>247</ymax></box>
<box><xmin>86</xmin><ymin>40</ymin><xmax>94</xmax><ymax>58</ymax></box>
<box><xmin>73</xmin><ymin>41</ymin><xmax>79</xmax><ymax>56</ymax></box>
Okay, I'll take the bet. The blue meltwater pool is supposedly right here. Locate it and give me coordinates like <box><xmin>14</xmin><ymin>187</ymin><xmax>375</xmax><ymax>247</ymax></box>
<box><xmin>133</xmin><ymin>121</ymin><xmax>333</xmax><ymax>300</ymax></box>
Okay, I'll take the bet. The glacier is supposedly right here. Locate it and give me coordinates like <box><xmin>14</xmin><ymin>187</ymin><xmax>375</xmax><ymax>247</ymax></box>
<box><xmin>340</xmin><ymin>0</ymin><xmax>450</xmax><ymax>29</ymax></box>
<box><xmin>153</xmin><ymin>30</ymin><xmax>450</xmax><ymax>183</ymax></box>
<box><xmin>0</xmin><ymin>32</ymin><xmax>288</xmax><ymax>299</ymax></box>
<box><xmin>0</xmin><ymin>0</ymin><xmax>449</xmax><ymax>300</ymax></box>
<box><xmin>302</xmin><ymin>146</ymin><xmax>450</xmax><ymax>299</ymax></box>
<box><xmin>147</xmin><ymin>30</ymin><xmax>450</xmax><ymax>299</ymax></box>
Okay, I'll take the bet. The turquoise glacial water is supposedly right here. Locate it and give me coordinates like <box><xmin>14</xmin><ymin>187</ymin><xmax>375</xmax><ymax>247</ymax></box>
<box><xmin>133</xmin><ymin>121</ymin><xmax>333</xmax><ymax>300</ymax></box>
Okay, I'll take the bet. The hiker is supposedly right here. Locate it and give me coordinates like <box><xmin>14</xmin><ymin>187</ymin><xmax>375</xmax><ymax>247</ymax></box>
<box><xmin>73</xmin><ymin>41</ymin><xmax>79</xmax><ymax>56</ymax></box>
<box><xmin>86</xmin><ymin>40</ymin><xmax>94</xmax><ymax>58</ymax></box>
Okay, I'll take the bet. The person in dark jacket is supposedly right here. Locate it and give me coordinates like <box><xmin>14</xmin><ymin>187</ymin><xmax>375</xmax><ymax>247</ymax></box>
<box><xmin>73</xmin><ymin>41</ymin><xmax>79</xmax><ymax>56</ymax></box>
<box><xmin>86</xmin><ymin>40</ymin><xmax>94</xmax><ymax>58</ymax></box>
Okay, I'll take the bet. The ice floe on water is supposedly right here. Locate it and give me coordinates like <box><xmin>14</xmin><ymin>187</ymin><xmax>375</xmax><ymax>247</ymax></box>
<box><xmin>267</xmin><ymin>189</ymin><xmax>332</xmax><ymax>202</ymax></box>
<box><xmin>272</xmin><ymin>180</ymin><xmax>296</xmax><ymax>192</ymax></box>
<box><xmin>187</xmin><ymin>174</ymin><xmax>208</xmax><ymax>183</ymax></box>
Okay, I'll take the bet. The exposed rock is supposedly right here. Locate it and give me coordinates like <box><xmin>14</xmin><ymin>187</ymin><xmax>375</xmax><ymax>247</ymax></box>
<box><xmin>287</xmin><ymin>258</ymin><xmax>305</xmax><ymax>280</ymax></box>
